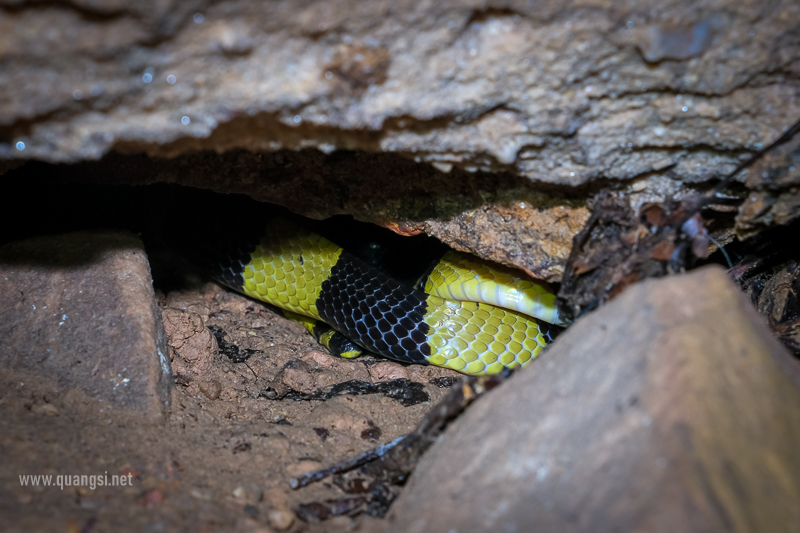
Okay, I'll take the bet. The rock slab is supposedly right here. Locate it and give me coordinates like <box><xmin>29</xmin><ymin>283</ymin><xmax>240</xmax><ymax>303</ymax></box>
<box><xmin>388</xmin><ymin>266</ymin><xmax>800</xmax><ymax>533</ymax></box>
<box><xmin>3</xmin><ymin>0</ymin><xmax>799</xmax><ymax>188</ymax></box>
<box><xmin>0</xmin><ymin>231</ymin><xmax>171</xmax><ymax>418</ymax></box>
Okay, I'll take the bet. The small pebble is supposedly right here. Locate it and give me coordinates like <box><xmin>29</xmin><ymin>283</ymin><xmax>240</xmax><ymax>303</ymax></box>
<box><xmin>301</xmin><ymin>349</ymin><xmax>337</xmax><ymax>367</ymax></box>
<box><xmin>190</xmin><ymin>488</ymin><xmax>212</xmax><ymax>501</ymax></box>
<box><xmin>264</xmin><ymin>487</ymin><xmax>289</xmax><ymax>507</ymax></box>
<box><xmin>281</xmin><ymin>367</ymin><xmax>316</xmax><ymax>393</ymax></box>
<box><xmin>285</xmin><ymin>460</ymin><xmax>323</xmax><ymax>478</ymax></box>
<box><xmin>31</xmin><ymin>403</ymin><xmax>59</xmax><ymax>417</ymax></box>
<box><xmin>139</xmin><ymin>488</ymin><xmax>164</xmax><ymax>508</ymax></box>
<box><xmin>243</xmin><ymin>504</ymin><xmax>259</xmax><ymax>517</ymax></box>
<box><xmin>267</xmin><ymin>508</ymin><xmax>295</xmax><ymax>531</ymax></box>
<box><xmin>198</xmin><ymin>380</ymin><xmax>222</xmax><ymax>400</ymax></box>
<box><xmin>328</xmin><ymin>515</ymin><xmax>355</xmax><ymax>530</ymax></box>
<box><xmin>368</xmin><ymin>362</ymin><xmax>409</xmax><ymax>381</ymax></box>
<box><xmin>233</xmin><ymin>483</ymin><xmax>263</xmax><ymax>504</ymax></box>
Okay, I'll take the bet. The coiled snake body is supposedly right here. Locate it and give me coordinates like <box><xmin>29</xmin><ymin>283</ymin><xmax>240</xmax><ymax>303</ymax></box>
<box><xmin>176</xmin><ymin>198</ymin><xmax>563</xmax><ymax>375</ymax></box>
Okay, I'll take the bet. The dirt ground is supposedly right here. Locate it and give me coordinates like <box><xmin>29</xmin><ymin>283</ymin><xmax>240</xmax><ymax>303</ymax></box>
<box><xmin>3</xmin><ymin>166</ymin><xmax>797</xmax><ymax>531</ymax></box>
<box><xmin>1</xmin><ymin>277</ymin><xmax>462</xmax><ymax>532</ymax></box>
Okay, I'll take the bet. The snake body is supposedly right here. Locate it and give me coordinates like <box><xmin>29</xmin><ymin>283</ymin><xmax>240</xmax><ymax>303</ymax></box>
<box><xmin>173</xmin><ymin>195</ymin><xmax>562</xmax><ymax>375</ymax></box>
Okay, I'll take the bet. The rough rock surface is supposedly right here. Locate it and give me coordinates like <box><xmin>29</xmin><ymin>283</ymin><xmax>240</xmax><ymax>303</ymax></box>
<box><xmin>2</xmin><ymin>0</ymin><xmax>799</xmax><ymax>182</ymax></box>
<box><xmin>56</xmin><ymin>151</ymin><xmax>588</xmax><ymax>281</ymax></box>
<box><xmin>2</xmin><ymin>1</ymin><xmax>800</xmax><ymax>278</ymax></box>
<box><xmin>387</xmin><ymin>266</ymin><xmax>800</xmax><ymax>533</ymax></box>
<box><xmin>0</xmin><ymin>231</ymin><xmax>171</xmax><ymax>418</ymax></box>
<box><xmin>736</xmin><ymin>133</ymin><xmax>800</xmax><ymax>239</ymax></box>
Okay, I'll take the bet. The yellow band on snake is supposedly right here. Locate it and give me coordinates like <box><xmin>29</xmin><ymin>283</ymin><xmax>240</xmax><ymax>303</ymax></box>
<box><xmin>421</xmin><ymin>250</ymin><xmax>564</xmax><ymax>326</ymax></box>
<box><xmin>200</xmin><ymin>215</ymin><xmax>559</xmax><ymax>375</ymax></box>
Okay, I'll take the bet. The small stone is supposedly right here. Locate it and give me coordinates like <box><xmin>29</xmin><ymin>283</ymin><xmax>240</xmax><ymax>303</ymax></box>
<box><xmin>266</xmin><ymin>508</ymin><xmax>295</xmax><ymax>531</ymax></box>
<box><xmin>328</xmin><ymin>515</ymin><xmax>355</xmax><ymax>530</ymax></box>
<box><xmin>211</xmin><ymin>21</ymin><xmax>256</xmax><ymax>54</ymax></box>
<box><xmin>162</xmin><ymin>308</ymin><xmax>217</xmax><ymax>375</ymax></box>
<box><xmin>243</xmin><ymin>504</ymin><xmax>259</xmax><ymax>517</ymax></box>
<box><xmin>335</xmin><ymin>361</ymin><xmax>371</xmax><ymax>381</ymax></box>
<box><xmin>139</xmin><ymin>488</ymin><xmax>164</xmax><ymax>508</ymax></box>
<box><xmin>30</xmin><ymin>403</ymin><xmax>59</xmax><ymax>417</ymax></box>
<box><xmin>264</xmin><ymin>487</ymin><xmax>289</xmax><ymax>508</ymax></box>
<box><xmin>198</xmin><ymin>379</ymin><xmax>222</xmax><ymax>400</ymax></box>
<box><xmin>285</xmin><ymin>460</ymin><xmax>322</xmax><ymax>478</ymax></box>
<box><xmin>190</xmin><ymin>488</ymin><xmax>212</xmax><ymax>501</ymax></box>
<box><xmin>280</xmin><ymin>362</ymin><xmax>317</xmax><ymax>393</ymax></box>
<box><xmin>233</xmin><ymin>483</ymin><xmax>263</xmax><ymax>505</ymax></box>
<box><xmin>301</xmin><ymin>349</ymin><xmax>337</xmax><ymax>367</ymax></box>
<box><xmin>368</xmin><ymin>362</ymin><xmax>409</xmax><ymax>381</ymax></box>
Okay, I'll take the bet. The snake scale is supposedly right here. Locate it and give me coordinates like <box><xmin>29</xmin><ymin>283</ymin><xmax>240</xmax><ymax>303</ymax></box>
<box><xmin>171</xmin><ymin>191</ymin><xmax>564</xmax><ymax>375</ymax></box>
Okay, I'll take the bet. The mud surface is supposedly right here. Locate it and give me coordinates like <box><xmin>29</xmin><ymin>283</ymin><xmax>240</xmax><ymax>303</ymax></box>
<box><xmin>1</xmin><ymin>271</ymin><xmax>460</xmax><ymax>533</ymax></box>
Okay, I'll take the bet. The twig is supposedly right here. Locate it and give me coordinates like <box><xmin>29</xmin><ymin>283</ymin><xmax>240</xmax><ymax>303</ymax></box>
<box><xmin>289</xmin><ymin>436</ymin><xmax>405</xmax><ymax>489</ymax></box>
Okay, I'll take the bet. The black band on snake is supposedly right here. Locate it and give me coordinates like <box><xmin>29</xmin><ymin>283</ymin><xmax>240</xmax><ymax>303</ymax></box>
<box><xmin>167</xmin><ymin>191</ymin><xmax>564</xmax><ymax>375</ymax></box>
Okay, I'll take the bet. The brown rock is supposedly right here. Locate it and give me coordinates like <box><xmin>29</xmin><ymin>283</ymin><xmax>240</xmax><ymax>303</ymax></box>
<box><xmin>29</xmin><ymin>403</ymin><xmax>59</xmax><ymax>417</ymax></box>
<box><xmin>232</xmin><ymin>483</ymin><xmax>264</xmax><ymax>505</ymax></box>
<box><xmin>266</xmin><ymin>508</ymin><xmax>295</xmax><ymax>531</ymax></box>
<box><xmin>139</xmin><ymin>488</ymin><xmax>165</xmax><ymax>509</ymax></box>
<box><xmin>4</xmin><ymin>1</ymin><xmax>796</xmax><ymax>186</ymax></box>
<box><xmin>0</xmin><ymin>231</ymin><xmax>171</xmax><ymax>419</ymax></box>
<box><xmin>301</xmin><ymin>349</ymin><xmax>338</xmax><ymax>368</ymax></box>
<box><xmin>285</xmin><ymin>460</ymin><xmax>323</xmax><ymax>479</ymax></box>
<box><xmin>388</xmin><ymin>266</ymin><xmax>800</xmax><ymax>533</ymax></box>
<box><xmin>162</xmin><ymin>307</ymin><xmax>217</xmax><ymax>376</ymax></box>
<box><xmin>279</xmin><ymin>360</ymin><xmax>317</xmax><ymax>394</ymax></box>
<box><xmin>368</xmin><ymin>362</ymin><xmax>409</xmax><ymax>382</ymax></box>
<box><xmin>198</xmin><ymin>379</ymin><xmax>222</xmax><ymax>400</ymax></box>
<box><xmin>264</xmin><ymin>487</ymin><xmax>290</xmax><ymax>508</ymax></box>
<box><xmin>4</xmin><ymin>2</ymin><xmax>799</xmax><ymax>280</ymax></box>
<box><xmin>334</xmin><ymin>360</ymin><xmax>371</xmax><ymax>382</ymax></box>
